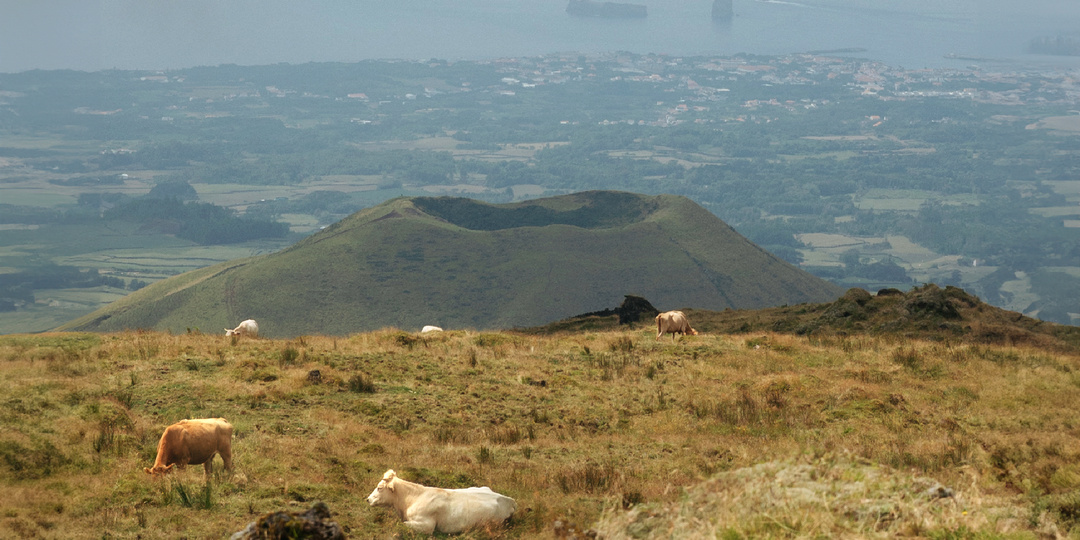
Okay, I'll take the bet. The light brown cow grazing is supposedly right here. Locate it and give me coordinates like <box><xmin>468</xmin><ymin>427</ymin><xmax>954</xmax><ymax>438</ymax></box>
<box><xmin>144</xmin><ymin>418</ymin><xmax>234</xmax><ymax>477</ymax></box>
<box><xmin>656</xmin><ymin>310</ymin><xmax>698</xmax><ymax>341</ymax></box>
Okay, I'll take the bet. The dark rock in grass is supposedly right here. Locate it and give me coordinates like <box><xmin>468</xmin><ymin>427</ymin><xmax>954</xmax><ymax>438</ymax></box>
<box><xmin>230</xmin><ymin>501</ymin><xmax>344</xmax><ymax>540</ymax></box>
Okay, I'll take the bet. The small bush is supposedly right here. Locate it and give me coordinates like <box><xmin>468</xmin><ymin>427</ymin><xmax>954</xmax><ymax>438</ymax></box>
<box><xmin>434</xmin><ymin>425</ymin><xmax>471</xmax><ymax>444</ymax></box>
<box><xmin>0</xmin><ymin>438</ymin><xmax>71</xmax><ymax>480</ymax></box>
<box><xmin>110</xmin><ymin>387</ymin><xmax>135</xmax><ymax>409</ymax></box>
<box><xmin>557</xmin><ymin>461</ymin><xmax>620</xmax><ymax>494</ymax></box>
<box><xmin>488</xmin><ymin>425</ymin><xmax>523</xmax><ymax>445</ymax></box>
<box><xmin>280</xmin><ymin>346</ymin><xmax>300</xmax><ymax>365</ymax></box>
<box><xmin>530</xmin><ymin>408</ymin><xmax>550</xmax><ymax>424</ymax></box>
<box><xmin>173</xmin><ymin>481</ymin><xmax>214</xmax><ymax>510</ymax></box>
<box><xmin>93</xmin><ymin>413</ymin><xmax>134</xmax><ymax>455</ymax></box>
<box><xmin>390</xmin><ymin>332</ymin><xmax>421</xmax><ymax>349</ymax></box>
<box><xmin>474</xmin><ymin>333</ymin><xmax>514</xmax><ymax>348</ymax></box>
<box><xmin>609</xmin><ymin>336</ymin><xmax>634</xmax><ymax>353</ymax></box>
<box><xmin>1049</xmin><ymin>490</ymin><xmax>1080</xmax><ymax>528</ymax></box>
<box><xmin>892</xmin><ymin>346</ymin><xmax>921</xmax><ymax>370</ymax></box>
<box><xmin>347</xmin><ymin>373</ymin><xmax>375</xmax><ymax>393</ymax></box>
<box><xmin>246</xmin><ymin>368</ymin><xmax>279</xmax><ymax>383</ymax></box>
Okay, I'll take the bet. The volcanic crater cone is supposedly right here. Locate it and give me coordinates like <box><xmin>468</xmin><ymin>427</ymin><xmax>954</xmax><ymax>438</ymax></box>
<box><xmin>59</xmin><ymin>191</ymin><xmax>843</xmax><ymax>336</ymax></box>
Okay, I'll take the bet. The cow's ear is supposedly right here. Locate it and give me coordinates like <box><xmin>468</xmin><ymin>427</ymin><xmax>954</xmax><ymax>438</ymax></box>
<box><xmin>165</xmin><ymin>464</ymin><xmax>175</xmax><ymax>472</ymax></box>
<box><xmin>144</xmin><ymin>467</ymin><xmax>153</xmax><ymax>474</ymax></box>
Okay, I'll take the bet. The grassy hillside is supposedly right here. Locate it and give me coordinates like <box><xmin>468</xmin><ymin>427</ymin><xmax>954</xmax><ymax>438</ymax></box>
<box><xmin>57</xmin><ymin>191</ymin><xmax>843</xmax><ymax>337</ymax></box>
<box><xmin>1</xmin><ymin>319</ymin><xmax>1079</xmax><ymax>538</ymax></box>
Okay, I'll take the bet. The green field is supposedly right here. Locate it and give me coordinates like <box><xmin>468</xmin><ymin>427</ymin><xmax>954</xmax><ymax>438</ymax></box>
<box><xmin>0</xmin><ymin>286</ymin><xmax>127</xmax><ymax>333</ymax></box>
<box><xmin>55</xmin><ymin>243</ymin><xmax>285</xmax><ymax>276</ymax></box>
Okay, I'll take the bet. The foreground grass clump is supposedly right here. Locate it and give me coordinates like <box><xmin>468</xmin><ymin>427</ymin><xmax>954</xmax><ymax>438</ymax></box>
<box><xmin>594</xmin><ymin>454</ymin><xmax>1050</xmax><ymax>538</ymax></box>
<box><xmin>0</xmin><ymin>328</ymin><xmax>1078</xmax><ymax>538</ymax></box>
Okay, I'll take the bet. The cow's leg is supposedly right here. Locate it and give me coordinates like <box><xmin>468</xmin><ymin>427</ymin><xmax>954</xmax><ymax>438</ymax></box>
<box><xmin>204</xmin><ymin>459</ymin><xmax>213</xmax><ymax>477</ymax></box>
<box><xmin>403</xmin><ymin>516</ymin><xmax>437</xmax><ymax>535</ymax></box>
<box><xmin>220</xmin><ymin>446</ymin><xmax>233</xmax><ymax>473</ymax></box>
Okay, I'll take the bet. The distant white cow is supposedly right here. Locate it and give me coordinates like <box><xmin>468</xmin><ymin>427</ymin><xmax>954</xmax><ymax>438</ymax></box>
<box><xmin>226</xmin><ymin>319</ymin><xmax>258</xmax><ymax>338</ymax></box>
<box><xmin>421</xmin><ymin>325</ymin><xmax>443</xmax><ymax>333</ymax></box>
<box><xmin>366</xmin><ymin>469</ymin><xmax>517</xmax><ymax>534</ymax></box>
<box><xmin>656</xmin><ymin>310</ymin><xmax>698</xmax><ymax>341</ymax></box>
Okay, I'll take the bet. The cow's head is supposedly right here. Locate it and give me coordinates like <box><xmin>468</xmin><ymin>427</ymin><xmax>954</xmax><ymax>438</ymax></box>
<box><xmin>225</xmin><ymin>328</ymin><xmax>236</xmax><ymax>336</ymax></box>
<box><xmin>367</xmin><ymin>469</ymin><xmax>397</xmax><ymax>506</ymax></box>
<box><xmin>144</xmin><ymin>463</ymin><xmax>175</xmax><ymax>475</ymax></box>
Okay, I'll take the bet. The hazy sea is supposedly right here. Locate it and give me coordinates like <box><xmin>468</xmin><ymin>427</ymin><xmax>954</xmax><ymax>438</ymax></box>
<box><xmin>3</xmin><ymin>0</ymin><xmax>1080</xmax><ymax>72</ymax></box>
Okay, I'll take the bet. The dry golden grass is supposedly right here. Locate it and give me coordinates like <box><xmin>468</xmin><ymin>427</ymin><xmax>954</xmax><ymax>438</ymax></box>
<box><xmin>1</xmin><ymin>328</ymin><xmax>1079</xmax><ymax>539</ymax></box>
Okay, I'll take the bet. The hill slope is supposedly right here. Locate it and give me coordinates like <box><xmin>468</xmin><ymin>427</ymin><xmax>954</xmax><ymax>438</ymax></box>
<box><xmin>2</xmin><ymin>324</ymin><xmax>1079</xmax><ymax>537</ymax></box>
<box><xmin>537</xmin><ymin>284</ymin><xmax>1080</xmax><ymax>351</ymax></box>
<box><xmin>58</xmin><ymin>191</ymin><xmax>843</xmax><ymax>336</ymax></box>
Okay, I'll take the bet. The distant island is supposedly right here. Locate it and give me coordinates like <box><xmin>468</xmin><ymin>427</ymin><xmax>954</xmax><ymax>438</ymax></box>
<box><xmin>566</xmin><ymin>0</ymin><xmax>647</xmax><ymax>19</ymax></box>
<box><xmin>712</xmin><ymin>0</ymin><xmax>733</xmax><ymax>21</ymax></box>
<box><xmin>806</xmin><ymin>47</ymin><xmax>867</xmax><ymax>55</ymax></box>
<box><xmin>943</xmin><ymin>53</ymin><xmax>997</xmax><ymax>62</ymax></box>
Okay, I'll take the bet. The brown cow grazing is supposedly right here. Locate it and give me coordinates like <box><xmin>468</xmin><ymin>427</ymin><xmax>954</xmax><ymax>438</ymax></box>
<box><xmin>144</xmin><ymin>418</ymin><xmax>234</xmax><ymax>477</ymax></box>
<box><xmin>656</xmin><ymin>310</ymin><xmax>698</xmax><ymax>341</ymax></box>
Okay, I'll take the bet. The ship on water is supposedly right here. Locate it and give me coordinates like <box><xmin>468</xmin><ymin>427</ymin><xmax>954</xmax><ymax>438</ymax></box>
<box><xmin>566</xmin><ymin>0</ymin><xmax>647</xmax><ymax>19</ymax></box>
<box><xmin>712</xmin><ymin>0</ymin><xmax>733</xmax><ymax>21</ymax></box>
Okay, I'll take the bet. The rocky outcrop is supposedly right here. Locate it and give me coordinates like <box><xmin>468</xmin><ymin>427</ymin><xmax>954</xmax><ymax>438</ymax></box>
<box><xmin>571</xmin><ymin>294</ymin><xmax>660</xmax><ymax>325</ymax></box>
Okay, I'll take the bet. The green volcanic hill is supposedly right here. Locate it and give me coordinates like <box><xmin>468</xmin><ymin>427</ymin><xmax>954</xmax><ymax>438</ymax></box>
<box><xmin>58</xmin><ymin>191</ymin><xmax>843</xmax><ymax>337</ymax></box>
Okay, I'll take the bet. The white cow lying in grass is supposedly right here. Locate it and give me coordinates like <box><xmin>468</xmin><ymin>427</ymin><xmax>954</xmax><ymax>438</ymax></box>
<box><xmin>420</xmin><ymin>325</ymin><xmax>443</xmax><ymax>333</ymax></box>
<box><xmin>366</xmin><ymin>469</ymin><xmax>517</xmax><ymax>534</ymax></box>
<box><xmin>226</xmin><ymin>319</ymin><xmax>258</xmax><ymax>338</ymax></box>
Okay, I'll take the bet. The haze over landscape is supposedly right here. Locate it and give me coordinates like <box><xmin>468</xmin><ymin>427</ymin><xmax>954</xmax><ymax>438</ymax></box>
<box><xmin>4</xmin><ymin>0</ymin><xmax>1080</xmax><ymax>73</ymax></box>
<box><xmin>4</xmin><ymin>1</ymin><xmax>1080</xmax><ymax>539</ymax></box>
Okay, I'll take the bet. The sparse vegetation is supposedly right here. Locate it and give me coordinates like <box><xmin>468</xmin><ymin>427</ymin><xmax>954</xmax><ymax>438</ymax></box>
<box><xmin>0</xmin><ymin>322</ymin><xmax>1078</xmax><ymax>538</ymax></box>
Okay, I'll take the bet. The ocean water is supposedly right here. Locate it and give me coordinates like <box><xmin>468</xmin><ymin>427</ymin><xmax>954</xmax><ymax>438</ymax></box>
<box><xmin>3</xmin><ymin>0</ymin><xmax>1080</xmax><ymax>72</ymax></box>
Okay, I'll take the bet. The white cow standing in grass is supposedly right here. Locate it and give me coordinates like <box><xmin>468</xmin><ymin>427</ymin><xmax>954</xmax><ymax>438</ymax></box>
<box><xmin>656</xmin><ymin>310</ymin><xmax>698</xmax><ymax>341</ymax></box>
<box><xmin>366</xmin><ymin>469</ymin><xmax>517</xmax><ymax>534</ymax></box>
<box><xmin>226</xmin><ymin>319</ymin><xmax>258</xmax><ymax>338</ymax></box>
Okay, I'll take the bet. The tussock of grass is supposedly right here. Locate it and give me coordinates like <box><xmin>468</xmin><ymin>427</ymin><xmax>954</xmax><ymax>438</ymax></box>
<box><xmin>594</xmin><ymin>455</ymin><xmax>1045</xmax><ymax>539</ymax></box>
